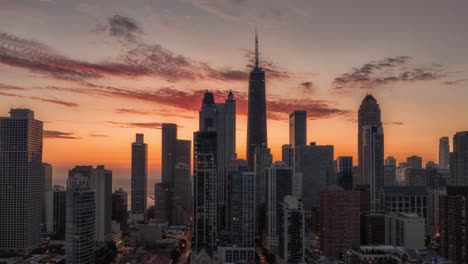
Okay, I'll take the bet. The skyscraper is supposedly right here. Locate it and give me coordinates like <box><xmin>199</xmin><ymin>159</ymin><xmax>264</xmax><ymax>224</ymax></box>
<box><xmin>281</xmin><ymin>144</ymin><xmax>294</xmax><ymax>168</ymax></box>
<box><xmin>173</xmin><ymin>162</ymin><xmax>191</xmax><ymax>225</ymax></box>
<box><xmin>176</xmin><ymin>139</ymin><xmax>191</xmax><ymax>165</ymax></box>
<box><xmin>229</xmin><ymin>164</ymin><xmax>255</xmax><ymax>253</ymax></box>
<box><xmin>247</xmin><ymin>31</ymin><xmax>267</xmax><ymax>171</ymax></box>
<box><xmin>42</xmin><ymin>163</ymin><xmax>53</xmax><ymax>229</ymax></box>
<box><xmin>0</xmin><ymin>109</ymin><xmax>43</xmax><ymax>254</ymax></box>
<box><xmin>131</xmin><ymin>133</ymin><xmax>147</xmax><ymax>214</ymax></box>
<box><xmin>358</xmin><ymin>94</ymin><xmax>382</xmax><ymax>185</ymax></box>
<box><xmin>337</xmin><ymin>156</ymin><xmax>353</xmax><ymax>190</ymax></box>
<box><xmin>69</xmin><ymin>165</ymin><xmax>112</xmax><ymax>242</ymax></box>
<box><xmin>162</xmin><ymin>123</ymin><xmax>177</xmax><ymax>186</ymax></box>
<box><xmin>362</xmin><ymin>125</ymin><xmax>384</xmax><ymax>211</ymax></box>
<box><xmin>295</xmin><ymin>143</ymin><xmax>334</xmax><ymax>210</ymax></box>
<box><xmin>450</xmin><ymin>131</ymin><xmax>468</xmax><ymax>186</ymax></box>
<box><xmin>65</xmin><ymin>180</ymin><xmax>96</xmax><ymax>264</ymax></box>
<box><xmin>254</xmin><ymin>145</ymin><xmax>272</xmax><ymax>236</ymax></box>
<box><xmin>289</xmin><ymin>110</ymin><xmax>307</xmax><ymax>147</ymax></box>
<box><xmin>265</xmin><ymin>162</ymin><xmax>294</xmax><ymax>252</ymax></box>
<box><xmin>279</xmin><ymin>196</ymin><xmax>305</xmax><ymax>264</ymax></box>
<box><xmin>320</xmin><ymin>186</ymin><xmax>360</xmax><ymax>258</ymax></box>
<box><xmin>439</xmin><ymin>137</ymin><xmax>450</xmax><ymax>170</ymax></box>
<box><xmin>46</xmin><ymin>185</ymin><xmax>66</xmax><ymax>240</ymax></box>
<box><xmin>112</xmin><ymin>188</ymin><xmax>128</xmax><ymax>232</ymax></box>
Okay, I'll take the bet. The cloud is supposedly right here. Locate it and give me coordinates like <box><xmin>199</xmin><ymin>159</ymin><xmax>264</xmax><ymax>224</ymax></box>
<box><xmin>0</xmin><ymin>83</ymin><xmax>26</xmax><ymax>91</ymax></box>
<box><xmin>89</xmin><ymin>133</ymin><xmax>109</xmax><ymax>137</ymax></box>
<box><xmin>0</xmin><ymin>90</ymin><xmax>78</xmax><ymax>107</ymax></box>
<box><xmin>243</xmin><ymin>49</ymin><xmax>290</xmax><ymax>79</ymax></box>
<box><xmin>443</xmin><ymin>79</ymin><xmax>468</xmax><ymax>85</ymax></box>
<box><xmin>44</xmin><ymin>83</ymin><xmax>350</xmax><ymax>121</ymax></box>
<box><xmin>113</xmin><ymin>108</ymin><xmax>195</xmax><ymax>119</ymax></box>
<box><xmin>298</xmin><ymin>81</ymin><xmax>314</xmax><ymax>93</ymax></box>
<box><xmin>332</xmin><ymin>56</ymin><xmax>445</xmax><ymax>91</ymax></box>
<box><xmin>44</xmin><ymin>130</ymin><xmax>81</xmax><ymax>139</ymax></box>
<box><xmin>94</xmin><ymin>15</ymin><xmax>144</xmax><ymax>41</ymax></box>
<box><xmin>384</xmin><ymin>121</ymin><xmax>405</xmax><ymax>125</ymax></box>
<box><xmin>106</xmin><ymin>121</ymin><xmax>164</xmax><ymax>130</ymax></box>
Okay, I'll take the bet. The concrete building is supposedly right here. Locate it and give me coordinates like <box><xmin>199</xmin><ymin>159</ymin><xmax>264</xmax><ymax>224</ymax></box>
<box><xmin>282</xmin><ymin>144</ymin><xmax>294</xmax><ymax>168</ymax></box>
<box><xmin>337</xmin><ymin>156</ymin><xmax>353</xmax><ymax>190</ymax></box>
<box><xmin>362</xmin><ymin>125</ymin><xmax>384</xmax><ymax>211</ymax></box>
<box><xmin>439</xmin><ymin>137</ymin><xmax>450</xmax><ymax>170</ymax></box>
<box><xmin>289</xmin><ymin>110</ymin><xmax>307</xmax><ymax>147</ymax></box>
<box><xmin>65</xmin><ymin>182</ymin><xmax>96</xmax><ymax>264</ymax></box>
<box><xmin>46</xmin><ymin>185</ymin><xmax>66</xmax><ymax>240</ymax></box>
<box><xmin>279</xmin><ymin>196</ymin><xmax>305</xmax><ymax>264</ymax></box>
<box><xmin>381</xmin><ymin>186</ymin><xmax>428</xmax><ymax>220</ymax></box>
<box><xmin>112</xmin><ymin>188</ymin><xmax>128</xmax><ymax>231</ymax></box>
<box><xmin>42</xmin><ymin>163</ymin><xmax>53</xmax><ymax>229</ymax></box>
<box><xmin>358</xmin><ymin>95</ymin><xmax>382</xmax><ymax>186</ymax></box>
<box><xmin>69</xmin><ymin>165</ymin><xmax>113</xmax><ymax>242</ymax></box>
<box><xmin>295</xmin><ymin>143</ymin><xmax>334</xmax><ymax>210</ymax></box>
<box><xmin>0</xmin><ymin>109</ymin><xmax>43</xmax><ymax>254</ymax></box>
<box><xmin>406</xmin><ymin>155</ymin><xmax>423</xmax><ymax>169</ymax></box>
<box><xmin>254</xmin><ymin>145</ymin><xmax>272</xmax><ymax>235</ymax></box>
<box><xmin>450</xmin><ymin>131</ymin><xmax>468</xmax><ymax>186</ymax></box>
<box><xmin>162</xmin><ymin>123</ymin><xmax>177</xmax><ymax>187</ymax></box>
<box><xmin>439</xmin><ymin>186</ymin><xmax>468</xmax><ymax>263</ymax></box>
<box><xmin>320</xmin><ymin>186</ymin><xmax>360</xmax><ymax>258</ymax></box>
<box><xmin>131</xmin><ymin>133</ymin><xmax>147</xmax><ymax>214</ymax></box>
<box><xmin>385</xmin><ymin>212</ymin><xmax>425</xmax><ymax>250</ymax></box>
<box><xmin>265</xmin><ymin>162</ymin><xmax>294</xmax><ymax>252</ymax></box>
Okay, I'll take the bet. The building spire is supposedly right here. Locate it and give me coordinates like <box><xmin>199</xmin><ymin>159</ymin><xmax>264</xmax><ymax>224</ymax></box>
<box><xmin>255</xmin><ymin>27</ymin><xmax>259</xmax><ymax>68</ymax></box>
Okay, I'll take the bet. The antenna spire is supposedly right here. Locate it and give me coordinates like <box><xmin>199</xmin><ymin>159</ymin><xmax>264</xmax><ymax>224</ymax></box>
<box><xmin>255</xmin><ymin>27</ymin><xmax>259</xmax><ymax>68</ymax></box>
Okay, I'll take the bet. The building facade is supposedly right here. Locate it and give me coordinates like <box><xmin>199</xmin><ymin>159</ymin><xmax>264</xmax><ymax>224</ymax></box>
<box><xmin>46</xmin><ymin>185</ymin><xmax>66</xmax><ymax>240</ymax></box>
<box><xmin>289</xmin><ymin>110</ymin><xmax>307</xmax><ymax>147</ymax></box>
<box><xmin>279</xmin><ymin>196</ymin><xmax>305</xmax><ymax>264</ymax></box>
<box><xmin>0</xmin><ymin>109</ymin><xmax>43</xmax><ymax>254</ymax></box>
<box><xmin>450</xmin><ymin>131</ymin><xmax>468</xmax><ymax>186</ymax></box>
<box><xmin>131</xmin><ymin>133</ymin><xmax>147</xmax><ymax>214</ymax></box>
<box><xmin>162</xmin><ymin>123</ymin><xmax>177</xmax><ymax>186</ymax></box>
<box><xmin>337</xmin><ymin>156</ymin><xmax>353</xmax><ymax>190</ymax></box>
<box><xmin>439</xmin><ymin>137</ymin><xmax>450</xmax><ymax>170</ymax></box>
<box><xmin>385</xmin><ymin>212</ymin><xmax>425</xmax><ymax>250</ymax></box>
<box><xmin>381</xmin><ymin>186</ymin><xmax>428</xmax><ymax>220</ymax></box>
<box><xmin>362</xmin><ymin>125</ymin><xmax>384</xmax><ymax>211</ymax></box>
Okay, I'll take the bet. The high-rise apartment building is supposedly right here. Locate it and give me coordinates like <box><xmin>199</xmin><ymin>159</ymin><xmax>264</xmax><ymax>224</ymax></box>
<box><xmin>358</xmin><ymin>95</ymin><xmax>382</xmax><ymax>185</ymax></box>
<box><xmin>162</xmin><ymin>123</ymin><xmax>177</xmax><ymax>186</ymax></box>
<box><xmin>173</xmin><ymin>162</ymin><xmax>191</xmax><ymax>225</ymax></box>
<box><xmin>112</xmin><ymin>188</ymin><xmax>128</xmax><ymax>231</ymax></box>
<box><xmin>279</xmin><ymin>196</ymin><xmax>305</xmax><ymax>264</ymax></box>
<box><xmin>69</xmin><ymin>165</ymin><xmax>112</xmax><ymax>242</ymax></box>
<box><xmin>281</xmin><ymin>144</ymin><xmax>294</xmax><ymax>168</ymax></box>
<box><xmin>46</xmin><ymin>185</ymin><xmax>66</xmax><ymax>240</ymax></box>
<box><xmin>439</xmin><ymin>137</ymin><xmax>450</xmax><ymax>170</ymax></box>
<box><xmin>131</xmin><ymin>133</ymin><xmax>147</xmax><ymax>214</ymax></box>
<box><xmin>289</xmin><ymin>110</ymin><xmax>307</xmax><ymax>147</ymax></box>
<box><xmin>450</xmin><ymin>131</ymin><xmax>468</xmax><ymax>186</ymax></box>
<box><xmin>337</xmin><ymin>156</ymin><xmax>353</xmax><ymax>190</ymax></box>
<box><xmin>265</xmin><ymin>162</ymin><xmax>294</xmax><ymax>252</ymax></box>
<box><xmin>295</xmin><ymin>143</ymin><xmax>334</xmax><ymax>210</ymax></box>
<box><xmin>0</xmin><ymin>109</ymin><xmax>43</xmax><ymax>254</ymax></box>
<box><xmin>320</xmin><ymin>186</ymin><xmax>360</xmax><ymax>258</ymax></box>
<box><xmin>362</xmin><ymin>125</ymin><xmax>384</xmax><ymax>211</ymax></box>
<box><xmin>247</xmin><ymin>31</ymin><xmax>268</xmax><ymax>171</ymax></box>
<box><xmin>65</xmin><ymin>181</ymin><xmax>96</xmax><ymax>264</ymax></box>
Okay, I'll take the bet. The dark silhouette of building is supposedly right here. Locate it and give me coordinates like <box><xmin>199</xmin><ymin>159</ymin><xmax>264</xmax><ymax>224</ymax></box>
<box><xmin>279</xmin><ymin>196</ymin><xmax>305</xmax><ymax>263</ymax></box>
<box><xmin>450</xmin><ymin>131</ymin><xmax>468</xmax><ymax>186</ymax></box>
<box><xmin>41</xmin><ymin>163</ymin><xmax>52</xmax><ymax>230</ymax></box>
<box><xmin>381</xmin><ymin>186</ymin><xmax>428</xmax><ymax>219</ymax></box>
<box><xmin>0</xmin><ymin>109</ymin><xmax>43</xmax><ymax>255</ymax></box>
<box><xmin>295</xmin><ymin>142</ymin><xmax>334</xmax><ymax>210</ymax></box>
<box><xmin>46</xmin><ymin>185</ymin><xmax>66</xmax><ymax>240</ymax></box>
<box><xmin>337</xmin><ymin>156</ymin><xmax>353</xmax><ymax>190</ymax></box>
<box><xmin>360</xmin><ymin>211</ymin><xmax>385</xmax><ymax>245</ymax></box>
<box><xmin>439</xmin><ymin>186</ymin><xmax>468</xmax><ymax>263</ymax></box>
<box><xmin>162</xmin><ymin>123</ymin><xmax>177</xmax><ymax>186</ymax></box>
<box><xmin>439</xmin><ymin>137</ymin><xmax>450</xmax><ymax>170</ymax></box>
<box><xmin>247</xmin><ymin>31</ymin><xmax>267</xmax><ymax>171</ymax></box>
<box><xmin>362</xmin><ymin>125</ymin><xmax>384</xmax><ymax>211</ymax></box>
<box><xmin>176</xmin><ymin>139</ymin><xmax>191</xmax><ymax>165</ymax></box>
<box><xmin>131</xmin><ymin>134</ymin><xmax>147</xmax><ymax>214</ymax></box>
<box><xmin>320</xmin><ymin>186</ymin><xmax>360</xmax><ymax>258</ymax></box>
<box><xmin>254</xmin><ymin>145</ymin><xmax>272</xmax><ymax>237</ymax></box>
<box><xmin>358</xmin><ymin>94</ymin><xmax>382</xmax><ymax>185</ymax></box>
<box><xmin>406</xmin><ymin>155</ymin><xmax>423</xmax><ymax>169</ymax></box>
<box><xmin>112</xmin><ymin>188</ymin><xmax>128</xmax><ymax>232</ymax></box>
<box><xmin>289</xmin><ymin>110</ymin><xmax>307</xmax><ymax>147</ymax></box>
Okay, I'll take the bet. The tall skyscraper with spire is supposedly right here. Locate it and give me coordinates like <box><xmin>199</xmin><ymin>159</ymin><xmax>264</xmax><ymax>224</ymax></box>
<box><xmin>358</xmin><ymin>94</ymin><xmax>382</xmax><ymax>184</ymax></box>
<box><xmin>247</xmin><ymin>30</ymin><xmax>268</xmax><ymax>170</ymax></box>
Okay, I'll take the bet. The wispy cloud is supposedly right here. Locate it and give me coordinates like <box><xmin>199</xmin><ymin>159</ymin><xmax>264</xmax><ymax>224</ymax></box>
<box><xmin>384</xmin><ymin>121</ymin><xmax>405</xmax><ymax>125</ymax></box>
<box><xmin>332</xmin><ymin>56</ymin><xmax>445</xmax><ymax>91</ymax></box>
<box><xmin>443</xmin><ymin>79</ymin><xmax>468</xmax><ymax>85</ymax></box>
<box><xmin>89</xmin><ymin>133</ymin><xmax>109</xmax><ymax>138</ymax></box>
<box><xmin>298</xmin><ymin>81</ymin><xmax>314</xmax><ymax>94</ymax></box>
<box><xmin>106</xmin><ymin>121</ymin><xmax>165</xmax><ymax>129</ymax></box>
<box><xmin>113</xmin><ymin>108</ymin><xmax>194</xmax><ymax>119</ymax></box>
<box><xmin>44</xmin><ymin>130</ymin><xmax>81</xmax><ymax>139</ymax></box>
<box><xmin>0</xmin><ymin>90</ymin><xmax>78</xmax><ymax>107</ymax></box>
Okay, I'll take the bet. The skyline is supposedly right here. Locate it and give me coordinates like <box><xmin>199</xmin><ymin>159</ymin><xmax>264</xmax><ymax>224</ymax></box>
<box><xmin>1</xmin><ymin>0</ymin><xmax>468</xmax><ymax>183</ymax></box>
